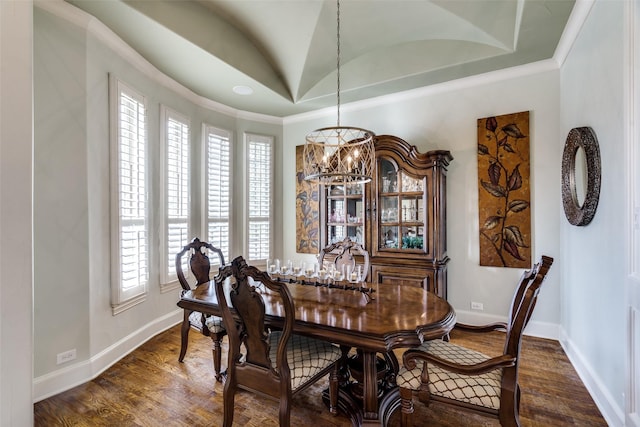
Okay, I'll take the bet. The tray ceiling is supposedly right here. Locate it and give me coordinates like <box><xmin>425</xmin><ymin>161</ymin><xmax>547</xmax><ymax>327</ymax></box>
<box><xmin>66</xmin><ymin>0</ymin><xmax>575</xmax><ymax>117</ymax></box>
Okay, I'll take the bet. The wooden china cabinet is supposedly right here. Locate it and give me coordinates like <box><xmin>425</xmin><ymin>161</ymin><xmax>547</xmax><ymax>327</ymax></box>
<box><xmin>319</xmin><ymin>135</ymin><xmax>453</xmax><ymax>299</ymax></box>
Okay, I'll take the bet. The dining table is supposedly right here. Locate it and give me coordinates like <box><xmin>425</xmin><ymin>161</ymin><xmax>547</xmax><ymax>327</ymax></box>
<box><xmin>178</xmin><ymin>275</ymin><xmax>456</xmax><ymax>426</ymax></box>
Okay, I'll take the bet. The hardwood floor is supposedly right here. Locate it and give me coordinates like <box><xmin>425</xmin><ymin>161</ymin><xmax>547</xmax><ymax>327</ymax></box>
<box><xmin>34</xmin><ymin>325</ymin><xmax>606</xmax><ymax>426</ymax></box>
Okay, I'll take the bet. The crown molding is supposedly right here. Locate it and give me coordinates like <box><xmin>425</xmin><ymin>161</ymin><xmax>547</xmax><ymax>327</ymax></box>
<box><xmin>553</xmin><ymin>0</ymin><xmax>596</xmax><ymax>68</ymax></box>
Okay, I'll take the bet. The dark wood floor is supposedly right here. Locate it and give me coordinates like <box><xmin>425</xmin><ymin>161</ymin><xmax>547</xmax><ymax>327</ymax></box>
<box><xmin>34</xmin><ymin>324</ymin><xmax>606</xmax><ymax>426</ymax></box>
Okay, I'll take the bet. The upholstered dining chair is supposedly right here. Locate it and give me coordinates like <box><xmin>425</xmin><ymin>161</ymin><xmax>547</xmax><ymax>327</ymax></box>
<box><xmin>396</xmin><ymin>255</ymin><xmax>553</xmax><ymax>427</ymax></box>
<box><xmin>215</xmin><ymin>256</ymin><xmax>342</xmax><ymax>427</ymax></box>
<box><xmin>318</xmin><ymin>238</ymin><xmax>394</xmax><ymax>393</ymax></box>
<box><xmin>318</xmin><ymin>237</ymin><xmax>370</xmax><ymax>281</ymax></box>
<box><xmin>176</xmin><ymin>237</ymin><xmax>226</xmax><ymax>381</ymax></box>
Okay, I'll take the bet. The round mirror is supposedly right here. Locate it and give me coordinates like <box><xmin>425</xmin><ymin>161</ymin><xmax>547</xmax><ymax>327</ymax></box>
<box><xmin>574</xmin><ymin>146</ymin><xmax>587</xmax><ymax>207</ymax></box>
<box><xmin>561</xmin><ymin>127</ymin><xmax>601</xmax><ymax>226</ymax></box>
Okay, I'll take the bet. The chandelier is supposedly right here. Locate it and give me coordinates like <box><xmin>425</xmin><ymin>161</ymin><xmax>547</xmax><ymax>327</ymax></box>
<box><xmin>303</xmin><ymin>0</ymin><xmax>375</xmax><ymax>185</ymax></box>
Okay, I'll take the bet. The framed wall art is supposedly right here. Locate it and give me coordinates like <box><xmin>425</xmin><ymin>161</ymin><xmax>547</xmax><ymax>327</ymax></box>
<box><xmin>477</xmin><ymin>111</ymin><xmax>531</xmax><ymax>268</ymax></box>
<box><xmin>295</xmin><ymin>145</ymin><xmax>320</xmax><ymax>254</ymax></box>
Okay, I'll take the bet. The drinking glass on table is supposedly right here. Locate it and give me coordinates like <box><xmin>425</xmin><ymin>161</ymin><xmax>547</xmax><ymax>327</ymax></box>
<box><xmin>304</xmin><ymin>262</ymin><xmax>316</xmax><ymax>278</ymax></box>
<box><xmin>267</xmin><ymin>259</ymin><xmax>279</xmax><ymax>274</ymax></box>
<box><xmin>293</xmin><ymin>261</ymin><xmax>304</xmax><ymax>278</ymax></box>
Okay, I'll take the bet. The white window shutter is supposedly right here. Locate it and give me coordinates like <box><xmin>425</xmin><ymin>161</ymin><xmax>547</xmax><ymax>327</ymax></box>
<box><xmin>204</xmin><ymin>125</ymin><xmax>231</xmax><ymax>264</ymax></box>
<box><xmin>247</xmin><ymin>134</ymin><xmax>273</xmax><ymax>262</ymax></box>
<box><xmin>161</xmin><ymin>106</ymin><xmax>190</xmax><ymax>287</ymax></box>
<box><xmin>110</xmin><ymin>76</ymin><xmax>148</xmax><ymax>312</ymax></box>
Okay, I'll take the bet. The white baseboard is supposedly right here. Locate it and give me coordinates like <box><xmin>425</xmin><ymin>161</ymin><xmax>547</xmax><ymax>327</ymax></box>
<box><xmin>454</xmin><ymin>309</ymin><xmax>560</xmax><ymax>340</ymax></box>
<box><xmin>559</xmin><ymin>327</ymin><xmax>625</xmax><ymax>427</ymax></box>
<box><xmin>33</xmin><ymin>310</ymin><xmax>182</xmax><ymax>402</ymax></box>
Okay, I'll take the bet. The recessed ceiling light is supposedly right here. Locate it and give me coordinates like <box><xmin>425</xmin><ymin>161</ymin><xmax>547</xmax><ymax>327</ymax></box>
<box><xmin>233</xmin><ymin>85</ymin><xmax>253</xmax><ymax>95</ymax></box>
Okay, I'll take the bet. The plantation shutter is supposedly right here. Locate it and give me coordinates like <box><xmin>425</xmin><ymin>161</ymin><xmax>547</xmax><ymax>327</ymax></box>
<box><xmin>114</xmin><ymin>82</ymin><xmax>148</xmax><ymax>304</ymax></box>
<box><xmin>205</xmin><ymin>126</ymin><xmax>231</xmax><ymax>263</ymax></box>
<box><xmin>163</xmin><ymin>109</ymin><xmax>190</xmax><ymax>284</ymax></box>
<box><xmin>247</xmin><ymin>134</ymin><xmax>273</xmax><ymax>261</ymax></box>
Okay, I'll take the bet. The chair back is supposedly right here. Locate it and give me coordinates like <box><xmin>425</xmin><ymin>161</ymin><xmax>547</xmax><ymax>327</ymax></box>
<box><xmin>319</xmin><ymin>237</ymin><xmax>370</xmax><ymax>280</ymax></box>
<box><xmin>503</xmin><ymin>255</ymin><xmax>553</xmax><ymax>357</ymax></box>
<box><xmin>175</xmin><ymin>237</ymin><xmax>225</xmax><ymax>291</ymax></box>
<box><xmin>215</xmin><ymin>256</ymin><xmax>295</xmax><ymax>397</ymax></box>
<box><xmin>505</xmin><ymin>263</ymin><xmax>538</xmax><ymax>330</ymax></box>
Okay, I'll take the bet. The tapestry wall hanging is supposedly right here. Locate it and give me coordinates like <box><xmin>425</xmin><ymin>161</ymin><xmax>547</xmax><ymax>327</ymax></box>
<box><xmin>295</xmin><ymin>144</ymin><xmax>319</xmax><ymax>254</ymax></box>
<box><xmin>477</xmin><ymin>111</ymin><xmax>531</xmax><ymax>268</ymax></box>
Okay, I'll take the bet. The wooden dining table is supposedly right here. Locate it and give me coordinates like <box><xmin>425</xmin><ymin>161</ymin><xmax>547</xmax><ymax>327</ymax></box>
<box><xmin>178</xmin><ymin>276</ymin><xmax>456</xmax><ymax>426</ymax></box>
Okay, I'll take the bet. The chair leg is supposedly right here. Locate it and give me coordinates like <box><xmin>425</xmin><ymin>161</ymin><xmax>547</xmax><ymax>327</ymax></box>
<box><xmin>222</xmin><ymin>379</ymin><xmax>236</xmax><ymax>427</ymax></box>
<box><xmin>498</xmin><ymin>395</ymin><xmax>520</xmax><ymax>427</ymax></box>
<box><xmin>279</xmin><ymin>397</ymin><xmax>291</xmax><ymax>427</ymax></box>
<box><xmin>178</xmin><ymin>310</ymin><xmax>192</xmax><ymax>362</ymax></box>
<box><xmin>210</xmin><ymin>333</ymin><xmax>224</xmax><ymax>382</ymax></box>
<box><xmin>329</xmin><ymin>364</ymin><xmax>339</xmax><ymax>415</ymax></box>
<box><xmin>399</xmin><ymin>386</ymin><xmax>414</xmax><ymax>427</ymax></box>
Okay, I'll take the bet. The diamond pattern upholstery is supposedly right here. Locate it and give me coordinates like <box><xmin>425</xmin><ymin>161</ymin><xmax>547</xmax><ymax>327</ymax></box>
<box><xmin>268</xmin><ymin>331</ymin><xmax>343</xmax><ymax>391</ymax></box>
<box><xmin>203</xmin><ymin>314</ymin><xmax>225</xmax><ymax>333</ymax></box>
<box><xmin>396</xmin><ymin>339</ymin><xmax>502</xmax><ymax>410</ymax></box>
<box><xmin>187</xmin><ymin>311</ymin><xmax>225</xmax><ymax>334</ymax></box>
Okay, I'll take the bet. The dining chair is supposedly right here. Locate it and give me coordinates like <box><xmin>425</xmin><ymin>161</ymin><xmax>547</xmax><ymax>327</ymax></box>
<box><xmin>176</xmin><ymin>237</ymin><xmax>226</xmax><ymax>382</ymax></box>
<box><xmin>318</xmin><ymin>238</ymin><xmax>394</xmax><ymax>396</ymax></box>
<box><xmin>395</xmin><ymin>255</ymin><xmax>554</xmax><ymax>427</ymax></box>
<box><xmin>215</xmin><ymin>256</ymin><xmax>343</xmax><ymax>427</ymax></box>
<box><xmin>318</xmin><ymin>237</ymin><xmax>370</xmax><ymax>281</ymax></box>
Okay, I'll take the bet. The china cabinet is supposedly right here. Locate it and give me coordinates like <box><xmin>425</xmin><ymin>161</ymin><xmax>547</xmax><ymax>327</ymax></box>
<box><xmin>319</xmin><ymin>135</ymin><xmax>453</xmax><ymax>298</ymax></box>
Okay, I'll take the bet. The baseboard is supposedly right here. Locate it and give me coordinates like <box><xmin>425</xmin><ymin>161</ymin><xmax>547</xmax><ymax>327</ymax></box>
<box><xmin>559</xmin><ymin>327</ymin><xmax>625</xmax><ymax>427</ymax></box>
<box><xmin>33</xmin><ymin>310</ymin><xmax>182</xmax><ymax>402</ymax></box>
<box><xmin>454</xmin><ymin>309</ymin><xmax>560</xmax><ymax>340</ymax></box>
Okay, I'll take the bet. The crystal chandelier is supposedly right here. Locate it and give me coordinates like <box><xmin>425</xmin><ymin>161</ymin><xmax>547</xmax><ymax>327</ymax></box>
<box><xmin>303</xmin><ymin>0</ymin><xmax>375</xmax><ymax>185</ymax></box>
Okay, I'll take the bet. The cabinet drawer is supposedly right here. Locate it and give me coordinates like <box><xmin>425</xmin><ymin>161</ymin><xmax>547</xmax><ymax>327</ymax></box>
<box><xmin>372</xmin><ymin>264</ymin><xmax>446</xmax><ymax>299</ymax></box>
<box><xmin>373</xmin><ymin>265</ymin><xmax>433</xmax><ymax>289</ymax></box>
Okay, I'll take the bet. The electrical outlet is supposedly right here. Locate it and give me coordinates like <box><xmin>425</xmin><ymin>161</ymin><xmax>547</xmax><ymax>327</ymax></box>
<box><xmin>471</xmin><ymin>301</ymin><xmax>484</xmax><ymax>311</ymax></box>
<box><xmin>56</xmin><ymin>349</ymin><xmax>76</xmax><ymax>365</ymax></box>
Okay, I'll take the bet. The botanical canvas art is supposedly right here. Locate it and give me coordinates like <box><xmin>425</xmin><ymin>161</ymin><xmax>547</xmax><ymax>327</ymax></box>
<box><xmin>477</xmin><ymin>111</ymin><xmax>531</xmax><ymax>268</ymax></box>
<box><xmin>295</xmin><ymin>145</ymin><xmax>319</xmax><ymax>254</ymax></box>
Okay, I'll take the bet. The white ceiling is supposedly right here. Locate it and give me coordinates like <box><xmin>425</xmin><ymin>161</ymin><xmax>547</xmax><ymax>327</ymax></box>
<box><xmin>66</xmin><ymin>0</ymin><xmax>576</xmax><ymax>117</ymax></box>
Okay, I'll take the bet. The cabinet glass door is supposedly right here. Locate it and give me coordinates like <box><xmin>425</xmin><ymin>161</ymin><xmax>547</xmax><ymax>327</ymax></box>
<box><xmin>326</xmin><ymin>184</ymin><xmax>364</xmax><ymax>245</ymax></box>
<box><xmin>378</xmin><ymin>158</ymin><xmax>427</xmax><ymax>252</ymax></box>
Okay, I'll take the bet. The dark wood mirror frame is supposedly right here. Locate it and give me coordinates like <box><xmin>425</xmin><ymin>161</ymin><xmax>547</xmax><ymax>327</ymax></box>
<box><xmin>561</xmin><ymin>127</ymin><xmax>601</xmax><ymax>226</ymax></box>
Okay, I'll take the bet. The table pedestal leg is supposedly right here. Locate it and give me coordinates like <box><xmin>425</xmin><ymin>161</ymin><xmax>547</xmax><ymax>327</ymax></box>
<box><xmin>361</xmin><ymin>350</ymin><xmax>381</xmax><ymax>426</ymax></box>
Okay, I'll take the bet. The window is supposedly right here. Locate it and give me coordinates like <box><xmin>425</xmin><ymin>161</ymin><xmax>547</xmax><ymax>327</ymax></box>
<box><xmin>160</xmin><ymin>106</ymin><xmax>190</xmax><ymax>288</ymax></box>
<box><xmin>246</xmin><ymin>133</ymin><xmax>273</xmax><ymax>262</ymax></box>
<box><xmin>107</xmin><ymin>79</ymin><xmax>274</xmax><ymax>312</ymax></box>
<box><xmin>204</xmin><ymin>125</ymin><xmax>231</xmax><ymax>263</ymax></box>
<box><xmin>110</xmin><ymin>76</ymin><xmax>148</xmax><ymax>313</ymax></box>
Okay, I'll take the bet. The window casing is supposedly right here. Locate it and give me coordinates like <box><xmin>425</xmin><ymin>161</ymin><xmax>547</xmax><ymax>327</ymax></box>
<box><xmin>160</xmin><ymin>106</ymin><xmax>190</xmax><ymax>289</ymax></box>
<box><xmin>246</xmin><ymin>133</ymin><xmax>273</xmax><ymax>263</ymax></box>
<box><xmin>110</xmin><ymin>76</ymin><xmax>148</xmax><ymax>313</ymax></box>
<box><xmin>204</xmin><ymin>125</ymin><xmax>231</xmax><ymax>264</ymax></box>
